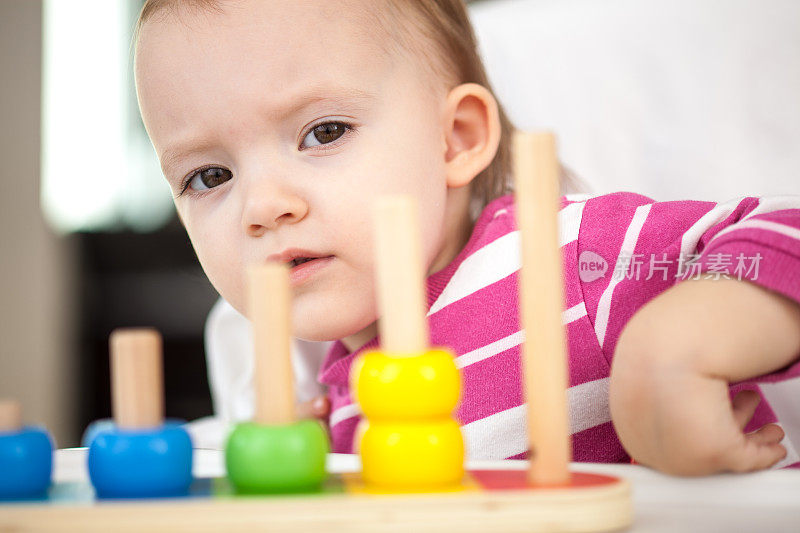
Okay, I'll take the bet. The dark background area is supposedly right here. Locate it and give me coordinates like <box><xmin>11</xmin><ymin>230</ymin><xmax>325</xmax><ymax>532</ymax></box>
<box><xmin>75</xmin><ymin>221</ymin><xmax>219</xmax><ymax>436</ymax></box>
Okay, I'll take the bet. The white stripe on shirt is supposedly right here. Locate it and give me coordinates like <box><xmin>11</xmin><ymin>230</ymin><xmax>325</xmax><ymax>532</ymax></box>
<box><xmin>455</xmin><ymin>331</ymin><xmax>525</xmax><ymax>369</ymax></box>
<box><xmin>329</xmin><ymin>403</ymin><xmax>361</xmax><ymax>428</ymax></box>
<box><xmin>461</xmin><ymin>378</ymin><xmax>611</xmax><ymax>459</ymax></box>
<box><xmin>429</xmin><ymin>201</ymin><xmax>587</xmax><ymax>316</ymax></box>
<box><xmin>461</xmin><ymin>404</ymin><xmax>528</xmax><ymax>459</ymax></box>
<box><xmin>454</xmin><ymin>302</ymin><xmax>587</xmax><ymax>370</ymax></box>
<box><xmin>594</xmin><ymin>204</ymin><xmax>652</xmax><ymax>349</ymax></box>
<box><xmin>741</xmin><ymin>196</ymin><xmax>800</xmax><ymax>222</ymax></box>
<box><xmin>428</xmin><ymin>230</ymin><xmax>520</xmax><ymax>316</ymax></box>
<box><xmin>562</xmin><ymin>301</ymin><xmax>588</xmax><ymax>324</ymax></box>
<box><xmin>558</xmin><ymin>201</ymin><xmax>587</xmax><ymax>247</ymax></box>
<box><xmin>708</xmin><ymin>218</ymin><xmax>800</xmax><ymax>246</ymax></box>
<box><xmin>679</xmin><ymin>197</ymin><xmax>745</xmax><ymax>257</ymax></box>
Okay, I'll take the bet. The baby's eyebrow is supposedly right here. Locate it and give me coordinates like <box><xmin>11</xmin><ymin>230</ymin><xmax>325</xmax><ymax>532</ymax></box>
<box><xmin>270</xmin><ymin>86</ymin><xmax>376</xmax><ymax>122</ymax></box>
<box><xmin>160</xmin><ymin>140</ymin><xmax>217</xmax><ymax>182</ymax></box>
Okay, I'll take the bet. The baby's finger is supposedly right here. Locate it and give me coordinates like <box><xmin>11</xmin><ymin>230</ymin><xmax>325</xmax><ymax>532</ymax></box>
<box><xmin>296</xmin><ymin>396</ymin><xmax>331</xmax><ymax>420</ymax></box>
<box><xmin>731</xmin><ymin>390</ymin><xmax>761</xmax><ymax>430</ymax></box>
<box><xmin>309</xmin><ymin>396</ymin><xmax>331</xmax><ymax>418</ymax></box>
<box><xmin>727</xmin><ymin>435</ymin><xmax>787</xmax><ymax>473</ymax></box>
<box><xmin>746</xmin><ymin>423</ymin><xmax>785</xmax><ymax>446</ymax></box>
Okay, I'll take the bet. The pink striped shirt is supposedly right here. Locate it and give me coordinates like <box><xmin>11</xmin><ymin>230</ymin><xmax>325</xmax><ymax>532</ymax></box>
<box><xmin>319</xmin><ymin>192</ymin><xmax>800</xmax><ymax>466</ymax></box>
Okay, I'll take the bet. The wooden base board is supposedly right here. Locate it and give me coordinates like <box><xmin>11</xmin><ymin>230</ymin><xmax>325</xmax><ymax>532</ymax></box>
<box><xmin>1</xmin><ymin>471</ymin><xmax>632</xmax><ymax>532</ymax></box>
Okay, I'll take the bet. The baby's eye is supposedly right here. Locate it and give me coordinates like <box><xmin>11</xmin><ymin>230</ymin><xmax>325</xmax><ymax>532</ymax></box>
<box><xmin>300</xmin><ymin>121</ymin><xmax>351</xmax><ymax>149</ymax></box>
<box><xmin>186</xmin><ymin>167</ymin><xmax>232</xmax><ymax>192</ymax></box>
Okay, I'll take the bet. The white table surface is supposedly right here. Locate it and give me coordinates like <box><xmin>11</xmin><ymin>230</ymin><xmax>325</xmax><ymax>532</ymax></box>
<box><xmin>55</xmin><ymin>448</ymin><xmax>800</xmax><ymax>532</ymax></box>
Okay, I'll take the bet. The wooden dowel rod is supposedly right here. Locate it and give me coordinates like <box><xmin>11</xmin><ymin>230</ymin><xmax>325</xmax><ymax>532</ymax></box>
<box><xmin>248</xmin><ymin>262</ymin><xmax>295</xmax><ymax>425</ymax></box>
<box><xmin>513</xmin><ymin>131</ymin><xmax>571</xmax><ymax>485</ymax></box>
<box><xmin>373</xmin><ymin>195</ymin><xmax>429</xmax><ymax>355</ymax></box>
<box><xmin>110</xmin><ymin>328</ymin><xmax>164</xmax><ymax>430</ymax></box>
<box><xmin>0</xmin><ymin>399</ymin><xmax>22</xmax><ymax>432</ymax></box>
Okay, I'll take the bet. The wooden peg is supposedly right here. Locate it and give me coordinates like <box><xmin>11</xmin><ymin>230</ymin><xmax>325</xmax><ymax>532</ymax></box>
<box><xmin>0</xmin><ymin>399</ymin><xmax>22</xmax><ymax>432</ymax></box>
<box><xmin>373</xmin><ymin>195</ymin><xmax>429</xmax><ymax>355</ymax></box>
<box><xmin>513</xmin><ymin>131</ymin><xmax>571</xmax><ymax>485</ymax></box>
<box><xmin>110</xmin><ymin>328</ymin><xmax>165</xmax><ymax>430</ymax></box>
<box><xmin>248</xmin><ymin>262</ymin><xmax>295</xmax><ymax>425</ymax></box>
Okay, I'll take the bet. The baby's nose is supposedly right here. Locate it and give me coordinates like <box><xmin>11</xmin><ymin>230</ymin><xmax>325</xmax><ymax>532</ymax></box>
<box><xmin>241</xmin><ymin>185</ymin><xmax>309</xmax><ymax>237</ymax></box>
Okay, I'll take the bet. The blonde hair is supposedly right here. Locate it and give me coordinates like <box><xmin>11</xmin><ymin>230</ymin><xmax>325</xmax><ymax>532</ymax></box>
<box><xmin>136</xmin><ymin>1</ymin><xmax>578</xmax><ymax>215</ymax></box>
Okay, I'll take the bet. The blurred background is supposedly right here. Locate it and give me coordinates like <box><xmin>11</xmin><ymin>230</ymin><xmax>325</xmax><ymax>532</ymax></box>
<box><xmin>1</xmin><ymin>0</ymin><xmax>798</xmax><ymax>447</ymax></box>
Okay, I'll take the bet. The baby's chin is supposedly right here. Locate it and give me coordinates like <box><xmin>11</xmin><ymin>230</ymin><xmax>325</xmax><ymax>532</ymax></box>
<box><xmin>292</xmin><ymin>329</ymin><xmax>341</xmax><ymax>343</ymax></box>
<box><xmin>291</xmin><ymin>309</ymin><xmax>374</xmax><ymax>343</ymax></box>
<box><xmin>290</xmin><ymin>317</ymin><xmax>340</xmax><ymax>342</ymax></box>
<box><xmin>221</xmin><ymin>282</ymin><xmax>377</xmax><ymax>343</ymax></box>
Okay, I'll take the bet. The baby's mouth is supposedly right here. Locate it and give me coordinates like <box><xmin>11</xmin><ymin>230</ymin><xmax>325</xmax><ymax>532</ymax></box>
<box><xmin>289</xmin><ymin>256</ymin><xmax>333</xmax><ymax>268</ymax></box>
<box><xmin>287</xmin><ymin>255</ymin><xmax>335</xmax><ymax>286</ymax></box>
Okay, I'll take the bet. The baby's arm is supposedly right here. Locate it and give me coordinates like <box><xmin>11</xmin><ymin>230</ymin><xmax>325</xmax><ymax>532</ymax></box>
<box><xmin>610</xmin><ymin>276</ymin><xmax>800</xmax><ymax>475</ymax></box>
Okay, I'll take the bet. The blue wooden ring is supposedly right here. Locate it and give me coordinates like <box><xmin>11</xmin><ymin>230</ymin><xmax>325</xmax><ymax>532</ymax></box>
<box><xmin>0</xmin><ymin>427</ymin><xmax>53</xmax><ymax>500</ymax></box>
<box><xmin>88</xmin><ymin>423</ymin><xmax>193</xmax><ymax>498</ymax></box>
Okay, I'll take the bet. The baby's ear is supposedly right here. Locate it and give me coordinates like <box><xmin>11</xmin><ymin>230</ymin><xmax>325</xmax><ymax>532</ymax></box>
<box><xmin>442</xmin><ymin>83</ymin><xmax>501</xmax><ymax>188</ymax></box>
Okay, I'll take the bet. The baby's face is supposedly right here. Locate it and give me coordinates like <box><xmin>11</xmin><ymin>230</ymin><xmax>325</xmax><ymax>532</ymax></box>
<box><xmin>136</xmin><ymin>0</ymin><xmax>457</xmax><ymax>343</ymax></box>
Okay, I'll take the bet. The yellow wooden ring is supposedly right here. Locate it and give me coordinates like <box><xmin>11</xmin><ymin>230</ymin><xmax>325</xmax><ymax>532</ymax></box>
<box><xmin>351</xmin><ymin>348</ymin><xmax>461</xmax><ymax>419</ymax></box>
<box><xmin>360</xmin><ymin>419</ymin><xmax>464</xmax><ymax>489</ymax></box>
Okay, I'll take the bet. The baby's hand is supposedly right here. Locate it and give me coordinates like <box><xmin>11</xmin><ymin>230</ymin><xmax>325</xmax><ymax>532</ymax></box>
<box><xmin>610</xmin><ymin>277</ymin><xmax>800</xmax><ymax>476</ymax></box>
<box><xmin>296</xmin><ymin>396</ymin><xmax>331</xmax><ymax>424</ymax></box>
<box><xmin>613</xmin><ymin>368</ymin><xmax>786</xmax><ymax>475</ymax></box>
<box><xmin>703</xmin><ymin>389</ymin><xmax>786</xmax><ymax>472</ymax></box>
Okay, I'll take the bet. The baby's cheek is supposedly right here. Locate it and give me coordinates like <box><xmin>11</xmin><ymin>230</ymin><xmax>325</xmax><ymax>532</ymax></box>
<box><xmin>201</xmin><ymin>254</ymin><xmax>232</xmax><ymax>297</ymax></box>
<box><xmin>186</xmin><ymin>223</ymin><xmax>246</xmax><ymax>314</ymax></box>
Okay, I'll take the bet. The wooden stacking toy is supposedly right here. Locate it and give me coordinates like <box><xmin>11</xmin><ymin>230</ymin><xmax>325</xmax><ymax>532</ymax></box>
<box><xmin>0</xmin><ymin>399</ymin><xmax>53</xmax><ymax>500</ymax></box>
<box><xmin>224</xmin><ymin>262</ymin><xmax>329</xmax><ymax>493</ymax></box>
<box><xmin>87</xmin><ymin>329</ymin><xmax>193</xmax><ymax>498</ymax></box>
<box><xmin>351</xmin><ymin>196</ymin><xmax>465</xmax><ymax>491</ymax></box>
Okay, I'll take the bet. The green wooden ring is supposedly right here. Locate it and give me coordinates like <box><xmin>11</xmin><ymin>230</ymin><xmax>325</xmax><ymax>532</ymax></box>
<box><xmin>225</xmin><ymin>419</ymin><xmax>329</xmax><ymax>493</ymax></box>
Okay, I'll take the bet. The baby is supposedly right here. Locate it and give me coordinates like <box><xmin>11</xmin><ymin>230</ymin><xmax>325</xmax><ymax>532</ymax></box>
<box><xmin>134</xmin><ymin>0</ymin><xmax>800</xmax><ymax>475</ymax></box>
